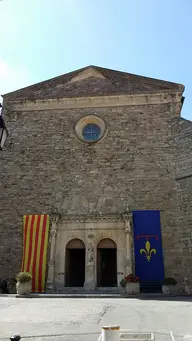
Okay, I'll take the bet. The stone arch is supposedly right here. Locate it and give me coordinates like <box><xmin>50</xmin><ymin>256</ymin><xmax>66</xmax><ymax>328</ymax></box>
<box><xmin>97</xmin><ymin>238</ymin><xmax>117</xmax><ymax>287</ymax></box>
<box><xmin>97</xmin><ymin>238</ymin><xmax>117</xmax><ymax>249</ymax></box>
<box><xmin>65</xmin><ymin>238</ymin><xmax>85</xmax><ymax>287</ymax></box>
<box><xmin>66</xmin><ymin>238</ymin><xmax>85</xmax><ymax>249</ymax></box>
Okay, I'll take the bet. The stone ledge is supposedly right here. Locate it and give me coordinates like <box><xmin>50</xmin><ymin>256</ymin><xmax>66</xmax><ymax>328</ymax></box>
<box><xmin>6</xmin><ymin>91</ymin><xmax>182</xmax><ymax>112</ymax></box>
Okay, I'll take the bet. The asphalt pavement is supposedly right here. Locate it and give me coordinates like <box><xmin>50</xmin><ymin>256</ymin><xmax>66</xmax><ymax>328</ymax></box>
<box><xmin>0</xmin><ymin>296</ymin><xmax>192</xmax><ymax>341</ymax></box>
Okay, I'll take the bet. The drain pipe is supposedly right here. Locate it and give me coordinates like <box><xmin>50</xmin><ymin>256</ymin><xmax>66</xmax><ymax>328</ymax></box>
<box><xmin>102</xmin><ymin>326</ymin><xmax>120</xmax><ymax>341</ymax></box>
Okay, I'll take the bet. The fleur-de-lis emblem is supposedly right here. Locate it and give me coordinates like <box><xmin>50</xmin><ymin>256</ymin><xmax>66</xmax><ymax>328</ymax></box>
<box><xmin>140</xmin><ymin>241</ymin><xmax>156</xmax><ymax>262</ymax></box>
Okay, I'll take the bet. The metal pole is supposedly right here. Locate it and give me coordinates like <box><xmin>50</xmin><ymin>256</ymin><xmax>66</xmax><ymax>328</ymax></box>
<box><xmin>102</xmin><ymin>326</ymin><xmax>120</xmax><ymax>341</ymax></box>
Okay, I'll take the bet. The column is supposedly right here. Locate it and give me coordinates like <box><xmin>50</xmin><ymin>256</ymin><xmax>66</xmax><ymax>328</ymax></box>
<box><xmin>84</xmin><ymin>223</ymin><xmax>95</xmax><ymax>290</ymax></box>
<box><xmin>123</xmin><ymin>214</ymin><xmax>133</xmax><ymax>274</ymax></box>
<box><xmin>46</xmin><ymin>215</ymin><xmax>59</xmax><ymax>292</ymax></box>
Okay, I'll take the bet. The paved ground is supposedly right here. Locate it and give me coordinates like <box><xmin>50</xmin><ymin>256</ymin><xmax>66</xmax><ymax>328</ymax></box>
<box><xmin>0</xmin><ymin>297</ymin><xmax>192</xmax><ymax>341</ymax></box>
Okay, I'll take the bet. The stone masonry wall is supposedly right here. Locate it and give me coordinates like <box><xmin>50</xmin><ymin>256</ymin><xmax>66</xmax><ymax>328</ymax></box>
<box><xmin>0</xmin><ymin>102</ymin><xmax>189</xmax><ymax>290</ymax></box>
<box><xmin>171</xmin><ymin>118</ymin><xmax>192</xmax><ymax>289</ymax></box>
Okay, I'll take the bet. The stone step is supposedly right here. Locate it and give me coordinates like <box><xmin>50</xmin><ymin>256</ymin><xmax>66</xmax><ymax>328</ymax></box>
<box><xmin>1</xmin><ymin>290</ymin><xmax>190</xmax><ymax>299</ymax></box>
<box><xmin>57</xmin><ymin>287</ymin><xmax>120</xmax><ymax>294</ymax></box>
<box><xmin>16</xmin><ymin>293</ymin><xmax>122</xmax><ymax>298</ymax></box>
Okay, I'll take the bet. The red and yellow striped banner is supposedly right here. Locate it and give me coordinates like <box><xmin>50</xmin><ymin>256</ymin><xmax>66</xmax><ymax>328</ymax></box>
<box><xmin>21</xmin><ymin>214</ymin><xmax>50</xmax><ymax>292</ymax></box>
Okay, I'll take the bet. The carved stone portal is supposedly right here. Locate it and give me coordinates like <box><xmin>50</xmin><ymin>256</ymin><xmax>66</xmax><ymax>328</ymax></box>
<box><xmin>50</xmin><ymin>212</ymin><xmax>132</xmax><ymax>292</ymax></box>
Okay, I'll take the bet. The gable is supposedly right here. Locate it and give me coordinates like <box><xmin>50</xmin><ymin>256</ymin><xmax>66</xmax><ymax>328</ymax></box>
<box><xmin>2</xmin><ymin>65</ymin><xmax>184</xmax><ymax>102</ymax></box>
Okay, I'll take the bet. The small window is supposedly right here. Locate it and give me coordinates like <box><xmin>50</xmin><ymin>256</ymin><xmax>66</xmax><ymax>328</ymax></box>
<box><xmin>82</xmin><ymin>123</ymin><xmax>101</xmax><ymax>142</ymax></box>
<box><xmin>75</xmin><ymin>114</ymin><xmax>107</xmax><ymax>144</ymax></box>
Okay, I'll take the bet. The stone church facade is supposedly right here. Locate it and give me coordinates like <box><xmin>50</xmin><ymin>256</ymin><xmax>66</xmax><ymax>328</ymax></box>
<box><xmin>0</xmin><ymin>65</ymin><xmax>192</xmax><ymax>293</ymax></box>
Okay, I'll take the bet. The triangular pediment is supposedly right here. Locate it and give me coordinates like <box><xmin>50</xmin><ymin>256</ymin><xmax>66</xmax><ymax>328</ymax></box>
<box><xmin>67</xmin><ymin>66</ymin><xmax>105</xmax><ymax>84</ymax></box>
<box><xmin>3</xmin><ymin>65</ymin><xmax>184</xmax><ymax>101</ymax></box>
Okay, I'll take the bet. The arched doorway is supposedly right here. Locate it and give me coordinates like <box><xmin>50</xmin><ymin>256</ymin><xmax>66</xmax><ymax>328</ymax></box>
<box><xmin>65</xmin><ymin>239</ymin><xmax>85</xmax><ymax>287</ymax></box>
<box><xmin>97</xmin><ymin>238</ymin><xmax>117</xmax><ymax>287</ymax></box>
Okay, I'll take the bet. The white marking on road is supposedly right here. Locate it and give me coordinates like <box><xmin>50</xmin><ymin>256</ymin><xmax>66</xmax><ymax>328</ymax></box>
<box><xmin>170</xmin><ymin>331</ymin><xmax>175</xmax><ymax>341</ymax></box>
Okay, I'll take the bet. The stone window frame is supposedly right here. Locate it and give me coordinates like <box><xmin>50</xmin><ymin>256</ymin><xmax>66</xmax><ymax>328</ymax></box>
<box><xmin>75</xmin><ymin>114</ymin><xmax>107</xmax><ymax>144</ymax></box>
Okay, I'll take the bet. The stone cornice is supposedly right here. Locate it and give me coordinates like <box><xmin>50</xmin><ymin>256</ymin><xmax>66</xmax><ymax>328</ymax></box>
<box><xmin>59</xmin><ymin>213</ymin><xmax>125</xmax><ymax>223</ymax></box>
<box><xmin>6</xmin><ymin>91</ymin><xmax>183</xmax><ymax>112</ymax></box>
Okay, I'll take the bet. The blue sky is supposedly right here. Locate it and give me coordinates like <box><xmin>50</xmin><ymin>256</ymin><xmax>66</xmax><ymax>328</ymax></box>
<box><xmin>0</xmin><ymin>0</ymin><xmax>192</xmax><ymax>120</ymax></box>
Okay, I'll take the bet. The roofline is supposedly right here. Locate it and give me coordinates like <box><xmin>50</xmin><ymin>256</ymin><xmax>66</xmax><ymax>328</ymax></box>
<box><xmin>2</xmin><ymin>65</ymin><xmax>185</xmax><ymax>98</ymax></box>
<box><xmin>2</xmin><ymin>65</ymin><xmax>92</xmax><ymax>98</ymax></box>
<box><xmin>93</xmin><ymin>65</ymin><xmax>185</xmax><ymax>91</ymax></box>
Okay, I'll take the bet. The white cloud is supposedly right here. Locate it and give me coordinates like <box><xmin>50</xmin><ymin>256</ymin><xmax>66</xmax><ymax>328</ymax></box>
<box><xmin>0</xmin><ymin>58</ymin><xmax>31</xmax><ymax>99</ymax></box>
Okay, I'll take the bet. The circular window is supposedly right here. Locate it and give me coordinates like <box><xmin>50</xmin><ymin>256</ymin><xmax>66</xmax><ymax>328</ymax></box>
<box><xmin>75</xmin><ymin>114</ymin><xmax>107</xmax><ymax>143</ymax></box>
<box><xmin>82</xmin><ymin>123</ymin><xmax>101</xmax><ymax>142</ymax></box>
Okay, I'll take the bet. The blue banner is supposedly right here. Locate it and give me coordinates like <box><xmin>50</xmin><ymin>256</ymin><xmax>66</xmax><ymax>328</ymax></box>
<box><xmin>133</xmin><ymin>210</ymin><xmax>164</xmax><ymax>281</ymax></box>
